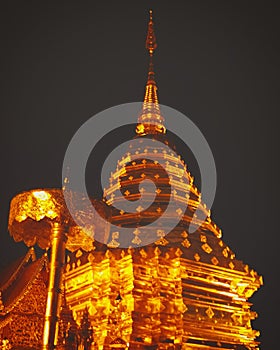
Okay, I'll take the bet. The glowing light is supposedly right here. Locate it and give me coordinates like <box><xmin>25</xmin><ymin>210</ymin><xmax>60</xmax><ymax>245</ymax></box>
<box><xmin>32</xmin><ymin>190</ymin><xmax>49</xmax><ymax>200</ymax></box>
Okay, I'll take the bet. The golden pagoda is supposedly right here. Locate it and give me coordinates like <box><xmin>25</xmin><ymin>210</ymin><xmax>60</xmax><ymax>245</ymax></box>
<box><xmin>63</xmin><ymin>10</ymin><xmax>263</xmax><ymax>350</ymax></box>
<box><xmin>0</xmin><ymin>10</ymin><xmax>262</xmax><ymax>350</ymax></box>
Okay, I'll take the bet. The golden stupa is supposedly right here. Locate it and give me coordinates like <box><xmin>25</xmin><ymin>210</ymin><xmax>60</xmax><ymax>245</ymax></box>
<box><xmin>64</xmin><ymin>10</ymin><xmax>263</xmax><ymax>350</ymax></box>
<box><xmin>0</xmin><ymin>10</ymin><xmax>262</xmax><ymax>350</ymax></box>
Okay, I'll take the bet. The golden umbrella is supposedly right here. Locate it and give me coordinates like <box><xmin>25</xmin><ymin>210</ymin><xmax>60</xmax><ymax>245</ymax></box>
<box><xmin>8</xmin><ymin>188</ymin><xmax>108</xmax><ymax>350</ymax></box>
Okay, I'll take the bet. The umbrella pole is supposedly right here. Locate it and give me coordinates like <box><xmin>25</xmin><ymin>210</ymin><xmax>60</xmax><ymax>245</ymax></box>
<box><xmin>42</xmin><ymin>222</ymin><xmax>67</xmax><ymax>350</ymax></box>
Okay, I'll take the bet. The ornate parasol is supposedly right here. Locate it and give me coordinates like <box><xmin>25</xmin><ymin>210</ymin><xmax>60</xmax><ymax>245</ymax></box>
<box><xmin>8</xmin><ymin>188</ymin><xmax>108</xmax><ymax>350</ymax></box>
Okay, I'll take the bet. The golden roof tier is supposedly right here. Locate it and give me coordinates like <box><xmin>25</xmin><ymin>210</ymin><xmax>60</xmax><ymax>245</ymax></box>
<box><xmin>0</xmin><ymin>249</ymin><xmax>48</xmax><ymax>349</ymax></box>
<box><xmin>0</xmin><ymin>249</ymin><xmax>87</xmax><ymax>350</ymax></box>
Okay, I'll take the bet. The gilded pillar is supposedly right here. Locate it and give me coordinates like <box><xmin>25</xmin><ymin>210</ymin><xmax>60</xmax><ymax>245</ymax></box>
<box><xmin>42</xmin><ymin>222</ymin><xmax>67</xmax><ymax>350</ymax></box>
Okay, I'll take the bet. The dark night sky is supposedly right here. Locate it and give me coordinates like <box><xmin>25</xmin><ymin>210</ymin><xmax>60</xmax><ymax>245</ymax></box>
<box><xmin>0</xmin><ymin>1</ymin><xmax>279</xmax><ymax>348</ymax></box>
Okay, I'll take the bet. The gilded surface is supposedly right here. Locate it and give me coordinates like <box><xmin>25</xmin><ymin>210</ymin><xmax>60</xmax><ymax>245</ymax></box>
<box><xmin>4</xmin><ymin>9</ymin><xmax>263</xmax><ymax>350</ymax></box>
<box><xmin>8</xmin><ymin>189</ymin><xmax>107</xmax><ymax>251</ymax></box>
<box><xmin>65</xmin><ymin>244</ymin><xmax>262</xmax><ymax>349</ymax></box>
<box><xmin>2</xmin><ymin>273</ymin><xmax>47</xmax><ymax>349</ymax></box>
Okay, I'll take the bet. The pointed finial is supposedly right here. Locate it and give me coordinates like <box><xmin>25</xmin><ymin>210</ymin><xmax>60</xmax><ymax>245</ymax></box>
<box><xmin>136</xmin><ymin>10</ymin><xmax>166</xmax><ymax>136</ymax></box>
<box><xmin>146</xmin><ymin>9</ymin><xmax>157</xmax><ymax>56</ymax></box>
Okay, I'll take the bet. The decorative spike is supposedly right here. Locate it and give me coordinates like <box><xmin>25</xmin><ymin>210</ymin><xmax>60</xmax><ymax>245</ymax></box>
<box><xmin>136</xmin><ymin>10</ymin><xmax>166</xmax><ymax>136</ymax></box>
<box><xmin>146</xmin><ymin>10</ymin><xmax>157</xmax><ymax>56</ymax></box>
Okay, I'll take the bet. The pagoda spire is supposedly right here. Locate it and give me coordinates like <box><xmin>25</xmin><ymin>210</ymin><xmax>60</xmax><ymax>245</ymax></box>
<box><xmin>136</xmin><ymin>10</ymin><xmax>166</xmax><ymax>136</ymax></box>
